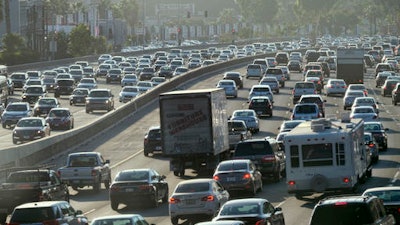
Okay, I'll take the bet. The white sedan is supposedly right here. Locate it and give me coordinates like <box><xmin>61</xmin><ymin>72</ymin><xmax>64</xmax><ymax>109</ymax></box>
<box><xmin>350</xmin><ymin>106</ymin><xmax>378</xmax><ymax>121</ymax></box>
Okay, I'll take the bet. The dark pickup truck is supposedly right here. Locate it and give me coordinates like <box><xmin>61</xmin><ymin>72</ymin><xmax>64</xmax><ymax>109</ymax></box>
<box><xmin>0</xmin><ymin>168</ymin><xmax>69</xmax><ymax>223</ymax></box>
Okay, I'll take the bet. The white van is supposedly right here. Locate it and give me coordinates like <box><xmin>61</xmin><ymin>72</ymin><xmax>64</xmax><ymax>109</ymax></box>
<box><xmin>284</xmin><ymin>118</ymin><xmax>372</xmax><ymax>199</ymax></box>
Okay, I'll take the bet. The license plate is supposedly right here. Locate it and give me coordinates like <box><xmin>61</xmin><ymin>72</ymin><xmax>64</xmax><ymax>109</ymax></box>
<box><xmin>257</xmin><ymin>111</ymin><xmax>262</xmax><ymax>115</ymax></box>
<box><xmin>125</xmin><ymin>188</ymin><xmax>134</xmax><ymax>192</ymax></box>
<box><xmin>227</xmin><ymin>177</ymin><xmax>236</xmax><ymax>182</ymax></box>
<box><xmin>186</xmin><ymin>199</ymin><xmax>195</xmax><ymax>205</ymax></box>
<box><xmin>23</xmin><ymin>135</ymin><xmax>30</xmax><ymax>139</ymax></box>
<box><xmin>155</xmin><ymin>146</ymin><xmax>162</xmax><ymax>150</ymax></box>
<box><xmin>76</xmin><ymin>99</ymin><xmax>82</xmax><ymax>102</ymax></box>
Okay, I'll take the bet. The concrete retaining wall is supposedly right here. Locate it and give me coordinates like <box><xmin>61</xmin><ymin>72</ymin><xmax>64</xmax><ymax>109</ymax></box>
<box><xmin>1</xmin><ymin>48</ymin><xmax>310</xmax><ymax>168</ymax></box>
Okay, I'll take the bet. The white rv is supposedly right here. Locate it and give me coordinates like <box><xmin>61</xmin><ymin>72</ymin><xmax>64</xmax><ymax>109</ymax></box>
<box><xmin>284</xmin><ymin>118</ymin><xmax>372</xmax><ymax>199</ymax></box>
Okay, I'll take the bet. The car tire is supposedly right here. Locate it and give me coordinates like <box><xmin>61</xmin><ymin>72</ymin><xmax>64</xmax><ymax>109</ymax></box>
<box><xmin>151</xmin><ymin>193</ymin><xmax>159</xmax><ymax>207</ymax></box>
<box><xmin>258</xmin><ymin>179</ymin><xmax>263</xmax><ymax>192</ymax></box>
<box><xmin>111</xmin><ymin>200</ymin><xmax>119</xmax><ymax>211</ymax></box>
<box><xmin>162</xmin><ymin>188</ymin><xmax>169</xmax><ymax>203</ymax></box>
<box><xmin>144</xmin><ymin>151</ymin><xmax>149</xmax><ymax>157</ymax></box>
<box><xmin>93</xmin><ymin>182</ymin><xmax>101</xmax><ymax>192</ymax></box>
<box><xmin>394</xmin><ymin>100</ymin><xmax>397</xmax><ymax>106</ymax></box>
<box><xmin>12</xmin><ymin>138</ymin><xmax>17</xmax><ymax>144</ymax></box>
<box><xmin>273</xmin><ymin>169</ymin><xmax>281</xmax><ymax>182</ymax></box>
<box><xmin>86</xmin><ymin>108</ymin><xmax>90</xmax><ymax>113</ymax></box>
<box><xmin>2</xmin><ymin>123</ymin><xmax>5</xmax><ymax>128</ymax></box>
<box><xmin>171</xmin><ymin>217</ymin><xmax>179</xmax><ymax>225</ymax></box>
<box><xmin>104</xmin><ymin>176</ymin><xmax>111</xmax><ymax>189</ymax></box>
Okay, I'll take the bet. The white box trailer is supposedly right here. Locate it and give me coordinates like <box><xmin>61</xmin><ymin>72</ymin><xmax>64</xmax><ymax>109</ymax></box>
<box><xmin>159</xmin><ymin>88</ymin><xmax>230</xmax><ymax>177</ymax></box>
<box><xmin>284</xmin><ymin>118</ymin><xmax>372</xmax><ymax>199</ymax></box>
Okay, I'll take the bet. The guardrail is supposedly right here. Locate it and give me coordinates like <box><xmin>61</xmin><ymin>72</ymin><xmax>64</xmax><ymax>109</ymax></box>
<box><xmin>1</xmin><ymin>48</ymin><xmax>309</xmax><ymax>168</ymax></box>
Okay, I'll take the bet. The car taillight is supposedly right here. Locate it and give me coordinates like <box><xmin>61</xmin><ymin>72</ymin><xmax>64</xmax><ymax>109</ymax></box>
<box><xmin>254</xmin><ymin>220</ymin><xmax>266</xmax><ymax>225</ymax></box>
<box><xmin>368</xmin><ymin>143</ymin><xmax>375</xmax><ymax>148</ymax></box>
<box><xmin>288</xmin><ymin>180</ymin><xmax>295</xmax><ymax>186</ymax></box>
<box><xmin>110</xmin><ymin>185</ymin><xmax>120</xmax><ymax>192</ymax></box>
<box><xmin>169</xmin><ymin>197</ymin><xmax>180</xmax><ymax>204</ymax></box>
<box><xmin>373</xmin><ymin>115</ymin><xmax>377</xmax><ymax>119</ymax></box>
<box><xmin>91</xmin><ymin>169</ymin><xmax>98</xmax><ymax>177</ymax></box>
<box><xmin>343</xmin><ymin>177</ymin><xmax>350</xmax><ymax>183</ymax></box>
<box><xmin>213</xmin><ymin>175</ymin><xmax>220</xmax><ymax>181</ymax></box>
<box><xmin>139</xmin><ymin>184</ymin><xmax>153</xmax><ymax>190</ymax></box>
<box><xmin>201</xmin><ymin>195</ymin><xmax>215</xmax><ymax>201</ymax></box>
<box><xmin>261</xmin><ymin>155</ymin><xmax>276</xmax><ymax>162</ymax></box>
<box><xmin>242</xmin><ymin>173</ymin><xmax>252</xmax><ymax>180</ymax></box>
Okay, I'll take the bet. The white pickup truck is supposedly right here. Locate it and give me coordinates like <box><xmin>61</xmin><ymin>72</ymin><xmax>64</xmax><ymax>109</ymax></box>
<box><xmin>57</xmin><ymin>152</ymin><xmax>112</xmax><ymax>192</ymax></box>
<box><xmin>228</xmin><ymin>120</ymin><xmax>252</xmax><ymax>150</ymax></box>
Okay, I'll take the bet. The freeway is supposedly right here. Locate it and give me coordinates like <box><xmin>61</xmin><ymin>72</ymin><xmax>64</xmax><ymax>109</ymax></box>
<box><xmin>24</xmin><ymin>59</ymin><xmax>400</xmax><ymax>225</ymax></box>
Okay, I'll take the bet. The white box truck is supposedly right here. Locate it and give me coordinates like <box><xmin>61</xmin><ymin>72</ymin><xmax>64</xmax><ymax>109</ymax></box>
<box><xmin>159</xmin><ymin>88</ymin><xmax>230</xmax><ymax>177</ymax></box>
<box><xmin>284</xmin><ymin>118</ymin><xmax>372</xmax><ymax>199</ymax></box>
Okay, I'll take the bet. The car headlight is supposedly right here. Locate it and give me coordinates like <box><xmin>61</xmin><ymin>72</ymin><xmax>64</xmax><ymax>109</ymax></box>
<box><xmin>86</xmin><ymin>100</ymin><xmax>90</xmax><ymax>104</ymax></box>
<box><xmin>105</xmin><ymin>100</ymin><xmax>109</xmax><ymax>104</ymax></box>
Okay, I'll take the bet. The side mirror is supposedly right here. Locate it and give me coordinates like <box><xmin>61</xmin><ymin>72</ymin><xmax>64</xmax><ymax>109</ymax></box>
<box><xmin>275</xmin><ymin>207</ymin><xmax>282</xmax><ymax>212</ymax></box>
<box><xmin>105</xmin><ymin>159</ymin><xmax>110</xmax><ymax>164</ymax></box>
<box><xmin>75</xmin><ymin>210</ymin><xmax>83</xmax><ymax>215</ymax></box>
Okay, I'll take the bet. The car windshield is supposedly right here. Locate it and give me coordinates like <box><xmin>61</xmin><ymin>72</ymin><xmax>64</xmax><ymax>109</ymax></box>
<box><xmin>89</xmin><ymin>91</ymin><xmax>109</xmax><ymax>97</ymax></box>
<box><xmin>73</xmin><ymin>89</ymin><xmax>88</xmax><ymax>95</ymax></box>
<box><xmin>175</xmin><ymin>182</ymin><xmax>210</xmax><ymax>193</ymax></box>
<box><xmin>220</xmin><ymin>203</ymin><xmax>260</xmax><ymax>215</ymax></box>
<box><xmin>123</xmin><ymin>87</ymin><xmax>138</xmax><ymax>92</ymax></box>
<box><xmin>363</xmin><ymin>190</ymin><xmax>400</xmax><ymax>202</ymax></box>
<box><xmin>49</xmin><ymin>110</ymin><xmax>68</xmax><ymax>117</ymax></box>
<box><xmin>26</xmin><ymin>87</ymin><xmax>43</xmax><ymax>93</ymax></box>
<box><xmin>364</xmin><ymin>123</ymin><xmax>382</xmax><ymax>131</ymax></box>
<box><xmin>233</xmin><ymin>111</ymin><xmax>255</xmax><ymax>117</ymax></box>
<box><xmin>7</xmin><ymin>105</ymin><xmax>27</xmax><ymax>111</ymax></box>
<box><xmin>58</xmin><ymin>80</ymin><xmax>74</xmax><ymax>86</ymax></box>
<box><xmin>116</xmin><ymin>170</ymin><xmax>149</xmax><ymax>181</ymax></box>
<box><xmin>295</xmin><ymin>105</ymin><xmax>317</xmax><ymax>113</ymax></box>
<box><xmin>38</xmin><ymin>99</ymin><xmax>56</xmax><ymax>105</ymax></box>
<box><xmin>235</xmin><ymin>142</ymin><xmax>273</xmax><ymax>156</ymax></box>
<box><xmin>17</xmin><ymin>119</ymin><xmax>42</xmax><ymax>127</ymax></box>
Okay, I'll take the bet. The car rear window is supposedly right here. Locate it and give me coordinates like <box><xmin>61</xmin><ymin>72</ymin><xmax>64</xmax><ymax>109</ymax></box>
<box><xmin>266</xmin><ymin>69</ymin><xmax>283</xmax><ymax>75</ymax></box>
<box><xmin>295</xmin><ymin>83</ymin><xmax>315</xmax><ymax>89</ymax></box>
<box><xmin>11</xmin><ymin>207</ymin><xmax>56</xmax><ymax>222</ymax></box>
<box><xmin>295</xmin><ymin>105</ymin><xmax>317</xmax><ymax>113</ymax></box>
<box><xmin>235</xmin><ymin>141</ymin><xmax>273</xmax><ymax>156</ymax></box>
<box><xmin>176</xmin><ymin>182</ymin><xmax>210</xmax><ymax>193</ymax></box>
<box><xmin>310</xmin><ymin>203</ymin><xmax>373</xmax><ymax>225</ymax></box>
<box><xmin>148</xmin><ymin>129</ymin><xmax>161</xmax><ymax>138</ymax></box>
<box><xmin>248</xmin><ymin>64</ymin><xmax>261</xmax><ymax>69</ymax></box>
<box><xmin>218</xmin><ymin>162</ymin><xmax>248</xmax><ymax>171</ymax></box>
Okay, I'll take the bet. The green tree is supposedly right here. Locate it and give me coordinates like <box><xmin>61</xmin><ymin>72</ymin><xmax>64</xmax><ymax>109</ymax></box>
<box><xmin>55</xmin><ymin>31</ymin><xmax>71</xmax><ymax>59</ymax></box>
<box><xmin>0</xmin><ymin>33</ymin><xmax>39</xmax><ymax>65</ymax></box>
<box><xmin>68</xmin><ymin>24</ymin><xmax>92</xmax><ymax>57</ymax></box>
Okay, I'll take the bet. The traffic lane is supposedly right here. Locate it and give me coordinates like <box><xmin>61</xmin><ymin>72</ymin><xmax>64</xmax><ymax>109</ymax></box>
<box><xmin>41</xmin><ymin>64</ymin><xmax>400</xmax><ymax>225</ymax></box>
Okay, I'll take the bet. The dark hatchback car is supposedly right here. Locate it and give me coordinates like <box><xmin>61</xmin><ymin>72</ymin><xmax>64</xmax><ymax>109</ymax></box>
<box><xmin>233</xmin><ymin>137</ymin><xmax>286</xmax><ymax>182</ymax></box>
<box><xmin>54</xmin><ymin>79</ymin><xmax>75</xmax><ymax>97</ymax></box>
<box><xmin>139</xmin><ymin>67</ymin><xmax>156</xmax><ymax>81</ymax></box>
<box><xmin>109</xmin><ymin>168</ymin><xmax>169</xmax><ymax>210</ymax></box>
<box><xmin>364</xmin><ymin>121</ymin><xmax>389</xmax><ymax>150</ymax></box>
<box><xmin>45</xmin><ymin>108</ymin><xmax>74</xmax><ymax>130</ymax></box>
<box><xmin>144</xmin><ymin>126</ymin><xmax>162</xmax><ymax>156</ymax></box>
<box><xmin>212</xmin><ymin>198</ymin><xmax>285</xmax><ymax>225</ymax></box>
<box><xmin>106</xmin><ymin>68</ymin><xmax>123</xmax><ymax>84</ymax></box>
<box><xmin>248</xmin><ymin>96</ymin><xmax>273</xmax><ymax>117</ymax></box>
<box><xmin>287</xmin><ymin>60</ymin><xmax>303</xmax><ymax>72</ymax></box>
<box><xmin>310</xmin><ymin>195</ymin><xmax>395</xmax><ymax>225</ymax></box>
<box><xmin>223</xmin><ymin>72</ymin><xmax>244</xmax><ymax>89</ymax></box>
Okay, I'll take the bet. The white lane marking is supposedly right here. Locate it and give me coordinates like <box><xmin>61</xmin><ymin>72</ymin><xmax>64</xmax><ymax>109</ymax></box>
<box><xmin>83</xmin><ymin>208</ymin><xmax>96</xmax><ymax>216</ymax></box>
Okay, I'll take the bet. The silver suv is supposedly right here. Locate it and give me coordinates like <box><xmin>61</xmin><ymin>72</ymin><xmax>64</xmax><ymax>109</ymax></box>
<box><xmin>8</xmin><ymin>201</ymin><xmax>88</xmax><ymax>225</ymax></box>
<box><xmin>1</xmin><ymin>102</ymin><xmax>32</xmax><ymax>128</ymax></box>
<box><xmin>85</xmin><ymin>89</ymin><xmax>114</xmax><ymax>113</ymax></box>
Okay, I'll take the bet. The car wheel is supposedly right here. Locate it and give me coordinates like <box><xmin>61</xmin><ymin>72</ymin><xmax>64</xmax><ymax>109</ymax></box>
<box><xmin>258</xmin><ymin>179</ymin><xmax>263</xmax><ymax>192</ymax></box>
<box><xmin>111</xmin><ymin>200</ymin><xmax>119</xmax><ymax>211</ymax></box>
<box><xmin>171</xmin><ymin>217</ymin><xmax>179</xmax><ymax>225</ymax></box>
<box><xmin>2</xmin><ymin>123</ymin><xmax>5</xmax><ymax>129</ymax></box>
<box><xmin>273</xmin><ymin>168</ymin><xmax>281</xmax><ymax>182</ymax></box>
<box><xmin>104</xmin><ymin>176</ymin><xmax>111</xmax><ymax>189</ymax></box>
<box><xmin>12</xmin><ymin>138</ymin><xmax>17</xmax><ymax>144</ymax></box>
<box><xmin>151</xmin><ymin>193</ymin><xmax>159</xmax><ymax>207</ymax></box>
<box><xmin>93</xmin><ymin>182</ymin><xmax>101</xmax><ymax>192</ymax></box>
<box><xmin>394</xmin><ymin>100</ymin><xmax>397</xmax><ymax>106</ymax></box>
<box><xmin>162</xmin><ymin>187</ymin><xmax>169</xmax><ymax>203</ymax></box>
<box><xmin>144</xmin><ymin>150</ymin><xmax>149</xmax><ymax>157</ymax></box>
<box><xmin>86</xmin><ymin>108</ymin><xmax>90</xmax><ymax>113</ymax></box>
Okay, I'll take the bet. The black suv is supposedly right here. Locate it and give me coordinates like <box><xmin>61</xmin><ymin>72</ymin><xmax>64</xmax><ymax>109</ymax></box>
<box><xmin>298</xmin><ymin>94</ymin><xmax>326</xmax><ymax>117</ymax></box>
<box><xmin>54</xmin><ymin>79</ymin><xmax>75</xmax><ymax>98</ymax></box>
<box><xmin>144</xmin><ymin>126</ymin><xmax>162</xmax><ymax>156</ymax></box>
<box><xmin>248</xmin><ymin>96</ymin><xmax>273</xmax><ymax>117</ymax></box>
<box><xmin>310</xmin><ymin>195</ymin><xmax>396</xmax><ymax>225</ymax></box>
<box><xmin>275</xmin><ymin>52</ymin><xmax>289</xmax><ymax>65</ymax></box>
<box><xmin>233</xmin><ymin>137</ymin><xmax>286</xmax><ymax>182</ymax></box>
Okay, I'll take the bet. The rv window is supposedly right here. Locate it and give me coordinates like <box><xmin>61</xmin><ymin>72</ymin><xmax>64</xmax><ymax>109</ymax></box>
<box><xmin>302</xmin><ymin>144</ymin><xmax>333</xmax><ymax>167</ymax></box>
<box><xmin>290</xmin><ymin>146</ymin><xmax>299</xmax><ymax>168</ymax></box>
<box><xmin>336</xmin><ymin>143</ymin><xmax>345</xmax><ymax>166</ymax></box>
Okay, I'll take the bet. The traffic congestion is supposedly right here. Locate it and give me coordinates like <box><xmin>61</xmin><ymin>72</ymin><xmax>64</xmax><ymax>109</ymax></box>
<box><xmin>0</xmin><ymin>35</ymin><xmax>400</xmax><ymax>225</ymax></box>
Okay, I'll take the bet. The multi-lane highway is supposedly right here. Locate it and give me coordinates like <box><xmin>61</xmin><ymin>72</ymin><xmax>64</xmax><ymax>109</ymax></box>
<box><xmin>17</xmin><ymin>57</ymin><xmax>398</xmax><ymax>225</ymax></box>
